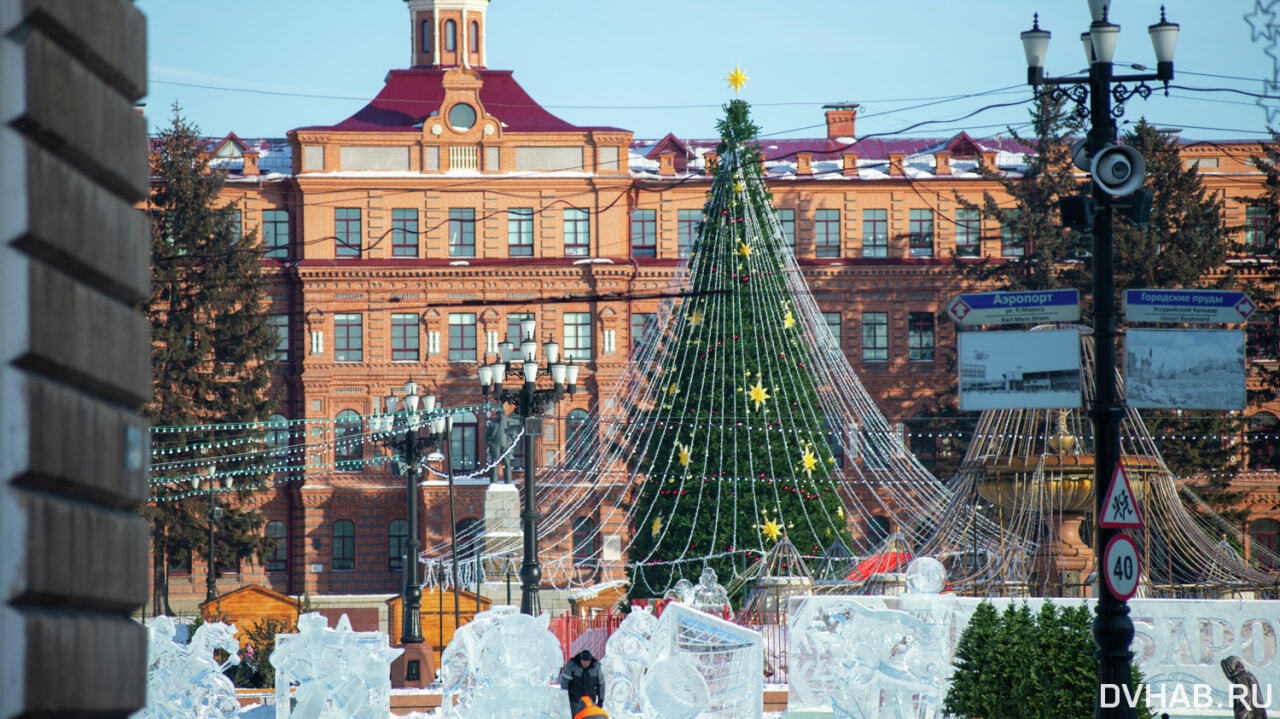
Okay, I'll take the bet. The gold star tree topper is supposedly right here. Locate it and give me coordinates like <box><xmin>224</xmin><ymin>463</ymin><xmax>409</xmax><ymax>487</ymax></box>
<box><xmin>726</xmin><ymin>64</ymin><xmax>749</xmax><ymax>95</ymax></box>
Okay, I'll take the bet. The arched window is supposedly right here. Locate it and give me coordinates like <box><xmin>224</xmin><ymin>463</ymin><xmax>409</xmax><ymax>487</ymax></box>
<box><xmin>265</xmin><ymin>414</ymin><xmax>290</xmax><ymax>456</ymax></box>
<box><xmin>388</xmin><ymin>519</ymin><xmax>409</xmax><ymax>572</ymax></box>
<box><xmin>335</xmin><ymin>410</ymin><xmax>363</xmax><ymax>471</ymax></box>
<box><xmin>450</xmin><ymin>411</ymin><xmax>478</xmax><ymax>471</ymax></box>
<box><xmin>1251</xmin><ymin>518</ymin><xmax>1280</xmax><ymax>570</ymax></box>
<box><xmin>1248</xmin><ymin>412</ymin><xmax>1280</xmax><ymax>471</ymax></box>
<box><xmin>566</xmin><ymin>409</ymin><xmax>592</xmax><ymax>469</ymax></box>
<box><xmin>265</xmin><ymin>521</ymin><xmax>287</xmax><ymax>572</ymax></box>
<box><xmin>455</xmin><ymin>518</ymin><xmax>484</xmax><ymax>572</ymax></box>
<box><xmin>469</xmin><ymin>21</ymin><xmax>479</xmax><ymax>53</ymax></box>
<box><xmin>332</xmin><ymin>520</ymin><xmax>355</xmax><ymax>571</ymax></box>
<box><xmin>572</xmin><ymin>516</ymin><xmax>596</xmax><ymax>567</ymax></box>
<box><xmin>444</xmin><ymin>19</ymin><xmax>457</xmax><ymax>52</ymax></box>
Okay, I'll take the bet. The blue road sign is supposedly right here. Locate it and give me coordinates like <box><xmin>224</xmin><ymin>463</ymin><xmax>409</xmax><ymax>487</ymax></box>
<box><xmin>1123</xmin><ymin>289</ymin><xmax>1256</xmax><ymax>324</ymax></box>
<box><xmin>947</xmin><ymin>289</ymin><xmax>1080</xmax><ymax>326</ymax></box>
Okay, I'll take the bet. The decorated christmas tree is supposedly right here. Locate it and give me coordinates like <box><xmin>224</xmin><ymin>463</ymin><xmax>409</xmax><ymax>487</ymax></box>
<box><xmin>626</xmin><ymin>98</ymin><xmax>856</xmax><ymax>597</ymax></box>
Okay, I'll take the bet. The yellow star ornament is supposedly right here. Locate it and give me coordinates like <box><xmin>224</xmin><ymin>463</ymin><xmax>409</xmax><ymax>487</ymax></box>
<box><xmin>651</xmin><ymin>516</ymin><xmax>662</xmax><ymax>536</ymax></box>
<box><xmin>748</xmin><ymin>379</ymin><xmax>770</xmax><ymax>411</ymax></box>
<box><xmin>783</xmin><ymin>310</ymin><xmax>796</xmax><ymax>329</ymax></box>
<box><xmin>688</xmin><ymin>308</ymin><xmax>704</xmax><ymax>328</ymax></box>
<box><xmin>737</xmin><ymin>241</ymin><xmax>752</xmax><ymax>259</ymax></box>
<box><xmin>760</xmin><ymin>518</ymin><xmax>783</xmax><ymax>542</ymax></box>
<box><xmin>726</xmin><ymin>63</ymin><xmax>749</xmax><ymax>95</ymax></box>
<box><xmin>800</xmin><ymin>445</ymin><xmax>819</xmax><ymax>478</ymax></box>
<box><xmin>677</xmin><ymin>443</ymin><xmax>691</xmax><ymax>468</ymax></box>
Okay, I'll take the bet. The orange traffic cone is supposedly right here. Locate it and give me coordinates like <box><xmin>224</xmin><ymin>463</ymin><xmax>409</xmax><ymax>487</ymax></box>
<box><xmin>573</xmin><ymin>697</ymin><xmax>609</xmax><ymax>719</ymax></box>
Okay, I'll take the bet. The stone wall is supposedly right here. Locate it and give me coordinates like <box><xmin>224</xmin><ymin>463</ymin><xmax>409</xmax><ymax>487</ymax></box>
<box><xmin>0</xmin><ymin>0</ymin><xmax>150</xmax><ymax>715</ymax></box>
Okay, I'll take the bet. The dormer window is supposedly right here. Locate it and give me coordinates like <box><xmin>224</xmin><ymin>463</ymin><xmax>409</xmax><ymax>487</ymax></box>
<box><xmin>445</xmin><ymin>20</ymin><xmax>457</xmax><ymax>52</ymax></box>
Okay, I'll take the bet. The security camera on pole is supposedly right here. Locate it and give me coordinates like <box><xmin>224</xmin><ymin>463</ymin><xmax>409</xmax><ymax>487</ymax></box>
<box><xmin>1020</xmin><ymin>2</ymin><xmax>1178</xmax><ymax>718</ymax></box>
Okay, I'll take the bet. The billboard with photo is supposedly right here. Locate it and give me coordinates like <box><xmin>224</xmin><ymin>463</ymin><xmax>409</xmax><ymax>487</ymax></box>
<box><xmin>1124</xmin><ymin>329</ymin><xmax>1246</xmax><ymax>410</ymax></box>
<box><xmin>958</xmin><ymin>329</ymin><xmax>1082</xmax><ymax>411</ymax></box>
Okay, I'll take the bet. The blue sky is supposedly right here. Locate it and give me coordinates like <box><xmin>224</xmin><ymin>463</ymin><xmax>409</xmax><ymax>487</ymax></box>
<box><xmin>137</xmin><ymin>0</ymin><xmax>1278</xmax><ymax>142</ymax></box>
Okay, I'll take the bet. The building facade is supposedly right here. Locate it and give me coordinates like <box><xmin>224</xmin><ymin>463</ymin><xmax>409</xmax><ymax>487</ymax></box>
<box><xmin>152</xmin><ymin>0</ymin><xmax>1279</xmax><ymax>611</ymax></box>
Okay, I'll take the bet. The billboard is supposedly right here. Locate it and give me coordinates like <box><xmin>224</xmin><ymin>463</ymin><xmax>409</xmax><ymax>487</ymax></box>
<box><xmin>1124</xmin><ymin>329</ymin><xmax>1246</xmax><ymax>410</ymax></box>
<box><xmin>958</xmin><ymin>329</ymin><xmax>1082</xmax><ymax>411</ymax></box>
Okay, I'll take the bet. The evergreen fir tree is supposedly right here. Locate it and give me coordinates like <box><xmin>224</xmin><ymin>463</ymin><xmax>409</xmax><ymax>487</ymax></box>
<box><xmin>625</xmin><ymin>100</ymin><xmax>854</xmax><ymax>598</ymax></box>
<box><xmin>141</xmin><ymin>107</ymin><xmax>279</xmax><ymax>613</ymax></box>
<box><xmin>943</xmin><ymin>600</ymin><xmax>1001</xmax><ymax>718</ymax></box>
<box><xmin>956</xmin><ymin>92</ymin><xmax>1087</xmax><ymax>291</ymax></box>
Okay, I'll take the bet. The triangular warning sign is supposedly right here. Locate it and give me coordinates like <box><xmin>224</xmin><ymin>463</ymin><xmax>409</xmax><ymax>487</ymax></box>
<box><xmin>1098</xmin><ymin>464</ymin><xmax>1143</xmax><ymax>529</ymax></box>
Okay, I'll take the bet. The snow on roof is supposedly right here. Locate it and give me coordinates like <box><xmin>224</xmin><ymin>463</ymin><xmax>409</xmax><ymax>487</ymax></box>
<box><xmin>567</xmin><ymin>579</ymin><xmax>629</xmax><ymax>602</ymax></box>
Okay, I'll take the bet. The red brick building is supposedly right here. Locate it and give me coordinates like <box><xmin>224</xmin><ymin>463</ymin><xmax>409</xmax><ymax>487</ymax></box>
<box><xmin>152</xmin><ymin>0</ymin><xmax>1279</xmax><ymax>611</ymax></box>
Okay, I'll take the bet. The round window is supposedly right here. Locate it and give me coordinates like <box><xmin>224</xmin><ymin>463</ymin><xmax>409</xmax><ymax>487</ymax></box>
<box><xmin>448</xmin><ymin>103</ymin><xmax>477</xmax><ymax>131</ymax></box>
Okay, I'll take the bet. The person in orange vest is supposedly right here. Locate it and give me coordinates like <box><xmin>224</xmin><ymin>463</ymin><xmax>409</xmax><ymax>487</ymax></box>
<box><xmin>559</xmin><ymin>650</ymin><xmax>605</xmax><ymax>718</ymax></box>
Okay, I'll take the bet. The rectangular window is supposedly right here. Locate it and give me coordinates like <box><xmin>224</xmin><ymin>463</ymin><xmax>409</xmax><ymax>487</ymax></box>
<box><xmin>823</xmin><ymin>312</ymin><xmax>842</xmax><ymax>346</ymax></box>
<box><xmin>265</xmin><ymin>522</ymin><xmax>287</xmax><ymax>573</ymax></box>
<box><xmin>908</xmin><ymin>312</ymin><xmax>935</xmax><ymax>361</ymax></box>
<box><xmin>334</xmin><ymin>314</ymin><xmax>362</xmax><ymax>362</ymax></box>
<box><xmin>272</xmin><ymin>313</ymin><xmax>289</xmax><ymax>363</ymax></box>
<box><xmin>955</xmin><ymin>208</ymin><xmax>980</xmax><ymax>258</ymax></box>
<box><xmin>631</xmin><ymin>312</ymin><xmax>657</xmax><ymax>352</ymax></box>
<box><xmin>908</xmin><ymin>209</ymin><xmax>934</xmax><ymax>257</ymax></box>
<box><xmin>862</xmin><ymin>209</ymin><xmax>888</xmax><ymax>258</ymax></box>
<box><xmin>1248</xmin><ymin>310</ymin><xmax>1278</xmax><ymax>361</ymax></box>
<box><xmin>262</xmin><ymin>210</ymin><xmax>290</xmax><ymax>259</ymax></box>
<box><xmin>335</xmin><ymin>208</ymin><xmax>362</xmax><ymax>258</ymax></box>
<box><xmin>814</xmin><ymin>209</ymin><xmax>841</xmax><ymax>258</ymax></box>
<box><xmin>862</xmin><ymin>312</ymin><xmax>888</xmax><ymax>362</ymax></box>
<box><xmin>451</xmin><ymin>421</ymin><xmax>478</xmax><ymax>471</ymax></box>
<box><xmin>1246</xmin><ymin>206</ymin><xmax>1273</xmax><ymax>253</ymax></box>
<box><xmin>508</xmin><ymin>207</ymin><xmax>534</xmax><ymax>256</ymax></box>
<box><xmin>564</xmin><ymin>312</ymin><xmax>592</xmax><ymax>360</ymax></box>
<box><xmin>228</xmin><ymin>209</ymin><xmax>242</xmax><ymax>243</ymax></box>
<box><xmin>391</xmin><ymin>313</ymin><xmax>419</xmax><ymax>362</ymax></box>
<box><xmin>392</xmin><ymin>208</ymin><xmax>418</xmax><ymax>257</ymax></box>
<box><xmin>631</xmin><ymin>209</ymin><xmax>656</xmax><ymax>257</ymax></box>
<box><xmin>449</xmin><ymin>313</ymin><xmax>477</xmax><ymax>362</ymax></box>
<box><xmin>776</xmin><ymin>209</ymin><xmax>796</xmax><ymax>250</ymax></box>
<box><xmin>449</xmin><ymin>208</ymin><xmax>475</xmax><ymax>257</ymax></box>
<box><xmin>564</xmin><ymin>208</ymin><xmax>590</xmax><ymax>257</ymax></box>
<box><xmin>1001</xmin><ymin>210</ymin><xmax>1024</xmax><ymax>257</ymax></box>
<box><xmin>677</xmin><ymin>209</ymin><xmax>700</xmax><ymax>258</ymax></box>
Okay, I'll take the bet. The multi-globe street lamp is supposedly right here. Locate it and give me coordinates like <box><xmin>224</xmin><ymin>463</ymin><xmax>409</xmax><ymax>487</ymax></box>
<box><xmin>476</xmin><ymin>316</ymin><xmax>579</xmax><ymax>615</ymax></box>
<box><xmin>193</xmin><ymin>463</ymin><xmax>231</xmax><ymax>604</ymax></box>
<box><xmin>1020</xmin><ymin>3</ymin><xmax>1178</xmax><ymax>717</ymax></box>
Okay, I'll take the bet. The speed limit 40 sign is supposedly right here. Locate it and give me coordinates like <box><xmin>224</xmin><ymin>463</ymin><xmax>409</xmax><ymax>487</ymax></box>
<box><xmin>1103</xmin><ymin>533</ymin><xmax>1141</xmax><ymax>601</ymax></box>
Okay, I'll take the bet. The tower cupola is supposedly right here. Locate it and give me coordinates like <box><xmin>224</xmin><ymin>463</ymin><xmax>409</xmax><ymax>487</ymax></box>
<box><xmin>406</xmin><ymin>0</ymin><xmax>488</xmax><ymax>69</ymax></box>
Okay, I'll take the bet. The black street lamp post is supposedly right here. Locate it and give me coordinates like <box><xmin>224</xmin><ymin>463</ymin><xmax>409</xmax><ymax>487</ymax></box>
<box><xmin>1020</xmin><ymin>4</ymin><xmax>1178</xmax><ymax>718</ymax></box>
<box><xmin>371</xmin><ymin>381</ymin><xmax>449</xmax><ymax>645</ymax></box>
<box><xmin>477</xmin><ymin>317</ymin><xmax>578</xmax><ymax>615</ymax></box>
<box><xmin>197</xmin><ymin>463</ymin><xmax>228</xmax><ymax>604</ymax></box>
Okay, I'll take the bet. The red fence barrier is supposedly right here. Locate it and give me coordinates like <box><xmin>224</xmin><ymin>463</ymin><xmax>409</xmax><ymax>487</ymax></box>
<box><xmin>550</xmin><ymin>609</ymin><xmax>790</xmax><ymax>683</ymax></box>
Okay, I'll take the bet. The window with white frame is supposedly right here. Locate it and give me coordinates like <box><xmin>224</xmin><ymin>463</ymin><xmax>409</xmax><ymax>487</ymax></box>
<box><xmin>564</xmin><ymin>312</ymin><xmax>591</xmax><ymax>360</ymax></box>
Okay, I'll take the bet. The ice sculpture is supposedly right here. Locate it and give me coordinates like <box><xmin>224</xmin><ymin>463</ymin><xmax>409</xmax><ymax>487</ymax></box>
<box><xmin>690</xmin><ymin>567</ymin><xmax>732</xmax><ymax>616</ymax></box>
<box><xmin>648</xmin><ymin>602</ymin><xmax>764</xmax><ymax>719</ymax></box>
<box><xmin>135</xmin><ymin>616</ymin><xmax>242</xmax><ymax>719</ymax></box>
<box><xmin>904</xmin><ymin>557</ymin><xmax>947</xmax><ymax>594</ymax></box>
<box><xmin>601</xmin><ymin>608</ymin><xmax>658</xmax><ymax>719</ymax></box>
<box><xmin>270</xmin><ymin>612</ymin><xmax>401</xmax><ymax>719</ymax></box>
<box><xmin>438</xmin><ymin>606</ymin><xmax>568</xmax><ymax>719</ymax></box>
<box><xmin>641</xmin><ymin>655</ymin><xmax>710</xmax><ymax>719</ymax></box>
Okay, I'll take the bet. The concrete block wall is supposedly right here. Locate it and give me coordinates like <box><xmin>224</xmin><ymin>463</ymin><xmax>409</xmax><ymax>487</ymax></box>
<box><xmin>1</xmin><ymin>1</ymin><xmax>150</xmax><ymax>715</ymax></box>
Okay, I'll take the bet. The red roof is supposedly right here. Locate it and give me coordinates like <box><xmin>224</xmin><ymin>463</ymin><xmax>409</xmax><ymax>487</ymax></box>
<box><xmin>297</xmin><ymin>68</ymin><xmax>626</xmax><ymax>134</ymax></box>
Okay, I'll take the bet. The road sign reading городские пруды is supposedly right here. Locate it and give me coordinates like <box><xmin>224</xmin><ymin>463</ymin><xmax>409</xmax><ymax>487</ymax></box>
<box><xmin>947</xmin><ymin>289</ymin><xmax>1080</xmax><ymax>327</ymax></box>
<box><xmin>1123</xmin><ymin>289</ymin><xmax>1256</xmax><ymax>324</ymax></box>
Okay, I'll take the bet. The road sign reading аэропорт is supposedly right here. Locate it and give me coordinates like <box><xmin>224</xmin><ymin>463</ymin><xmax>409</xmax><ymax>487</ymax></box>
<box><xmin>1123</xmin><ymin>289</ymin><xmax>1256</xmax><ymax>324</ymax></box>
<box><xmin>947</xmin><ymin>289</ymin><xmax>1079</xmax><ymax>326</ymax></box>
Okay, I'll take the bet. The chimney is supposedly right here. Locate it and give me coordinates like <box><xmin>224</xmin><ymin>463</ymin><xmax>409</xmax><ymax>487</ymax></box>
<box><xmin>796</xmin><ymin>152</ymin><xmax>813</xmax><ymax>176</ymax></box>
<box><xmin>824</xmin><ymin>103</ymin><xmax>859</xmax><ymax>140</ymax></box>
<box><xmin>888</xmin><ymin>153</ymin><xmax>906</xmax><ymax>177</ymax></box>
<box><xmin>980</xmin><ymin>151</ymin><xmax>999</xmax><ymax>170</ymax></box>
<box><xmin>658</xmin><ymin>152</ymin><xmax>675</xmax><ymax>177</ymax></box>
<box><xmin>243</xmin><ymin>150</ymin><xmax>260</xmax><ymax>176</ymax></box>
<box><xmin>934</xmin><ymin>151</ymin><xmax>951</xmax><ymax>176</ymax></box>
<box><xmin>841</xmin><ymin>153</ymin><xmax>859</xmax><ymax>177</ymax></box>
